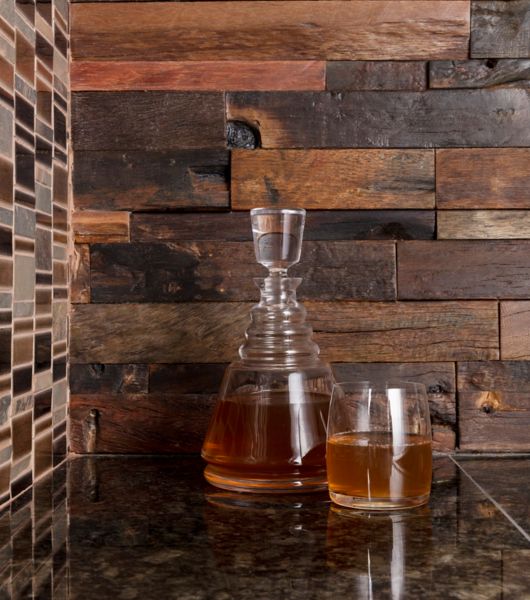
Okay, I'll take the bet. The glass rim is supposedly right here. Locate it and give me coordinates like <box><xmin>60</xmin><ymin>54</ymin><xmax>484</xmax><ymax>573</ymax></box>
<box><xmin>332</xmin><ymin>380</ymin><xmax>428</xmax><ymax>394</ymax></box>
<box><xmin>250</xmin><ymin>207</ymin><xmax>306</xmax><ymax>217</ymax></box>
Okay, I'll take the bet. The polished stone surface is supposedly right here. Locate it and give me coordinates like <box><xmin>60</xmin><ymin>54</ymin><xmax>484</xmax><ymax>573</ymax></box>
<box><xmin>0</xmin><ymin>456</ymin><xmax>529</xmax><ymax>599</ymax></box>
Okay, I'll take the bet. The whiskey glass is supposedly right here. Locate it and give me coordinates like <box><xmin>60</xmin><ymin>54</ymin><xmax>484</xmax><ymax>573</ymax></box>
<box><xmin>326</xmin><ymin>381</ymin><xmax>432</xmax><ymax>510</ymax></box>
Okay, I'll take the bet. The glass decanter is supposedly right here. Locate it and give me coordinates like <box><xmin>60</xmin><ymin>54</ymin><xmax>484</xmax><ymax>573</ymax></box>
<box><xmin>202</xmin><ymin>208</ymin><xmax>334</xmax><ymax>493</ymax></box>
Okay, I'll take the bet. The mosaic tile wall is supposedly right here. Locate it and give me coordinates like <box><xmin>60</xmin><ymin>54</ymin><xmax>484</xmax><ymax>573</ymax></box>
<box><xmin>0</xmin><ymin>0</ymin><xmax>69</xmax><ymax>511</ymax></box>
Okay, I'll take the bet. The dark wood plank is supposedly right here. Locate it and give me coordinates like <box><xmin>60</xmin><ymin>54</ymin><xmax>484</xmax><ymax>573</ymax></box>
<box><xmin>436</xmin><ymin>149</ymin><xmax>530</xmax><ymax>209</ymax></box>
<box><xmin>227</xmin><ymin>90</ymin><xmax>530</xmax><ymax>148</ymax></box>
<box><xmin>327</xmin><ymin>61</ymin><xmax>426</xmax><ymax>91</ymax></box>
<box><xmin>471</xmin><ymin>0</ymin><xmax>530</xmax><ymax>58</ymax></box>
<box><xmin>131</xmin><ymin>211</ymin><xmax>435</xmax><ymax>242</ymax></box>
<box><xmin>430</xmin><ymin>59</ymin><xmax>530</xmax><ymax>88</ymax></box>
<box><xmin>438</xmin><ymin>210</ymin><xmax>530</xmax><ymax>239</ymax></box>
<box><xmin>73</xmin><ymin>149</ymin><xmax>229</xmax><ymax>211</ymax></box>
<box><xmin>333</xmin><ymin>362</ymin><xmax>456</xmax><ymax>451</ymax></box>
<box><xmin>500</xmin><ymin>301</ymin><xmax>530</xmax><ymax>360</ymax></box>
<box><xmin>398</xmin><ymin>241</ymin><xmax>530</xmax><ymax>299</ymax></box>
<box><xmin>89</xmin><ymin>241</ymin><xmax>397</xmax><ymax>302</ymax></box>
<box><xmin>70</xmin><ymin>301</ymin><xmax>498</xmax><ymax>364</ymax></box>
<box><xmin>71</xmin><ymin>1</ymin><xmax>470</xmax><ymax>61</ymax></box>
<box><xmin>70</xmin><ymin>364</ymin><xmax>149</xmax><ymax>395</ymax></box>
<box><xmin>71</xmin><ymin>60</ymin><xmax>325</xmax><ymax>91</ymax></box>
<box><xmin>73</xmin><ymin>211</ymin><xmax>130</xmax><ymax>243</ymax></box>
<box><xmin>149</xmin><ymin>364</ymin><xmax>226</xmax><ymax>394</ymax></box>
<box><xmin>458</xmin><ymin>361</ymin><xmax>530</xmax><ymax>450</ymax></box>
<box><xmin>70</xmin><ymin>393</ymin><xmax>215</xmax><ymax>453</ymax></box>
<box><xmin>72</xmin><ymin>92</ymin><xmax>225</xmax><ymax>150</ymax></box>
<box><xmin>70</xmin><ymin>244</ymin><xmax>90</xmax><ymax>304</ymax></box>
<box><xmin>231</xmin><ymin>149</ymin><xmax>434</xmax><ymax>209</ymax></box>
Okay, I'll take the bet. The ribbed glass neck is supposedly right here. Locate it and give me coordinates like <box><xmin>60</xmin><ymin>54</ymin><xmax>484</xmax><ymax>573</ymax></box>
<box><xmin>239</xmin><ymin>275</ymin><xmax>321</xmax><ymax>367</ymax></box>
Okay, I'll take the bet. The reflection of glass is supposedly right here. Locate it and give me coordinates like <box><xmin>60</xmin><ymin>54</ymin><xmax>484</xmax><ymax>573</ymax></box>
<box><xmin>202</xmin><ymin>208</ymin><xmax>334</xmax><ymax>493</ymax></box>
<box><xmin>327</xmin><ymin>381</ymin><xmax>432</xmax><ymax>509</ymax></box>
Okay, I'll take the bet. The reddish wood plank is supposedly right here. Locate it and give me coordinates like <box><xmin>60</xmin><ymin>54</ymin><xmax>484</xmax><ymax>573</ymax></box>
<box><xmin>71</xmin><ymin>2</ymin><xmax>470</xmax><ymax>61</ymax></box>
<box><xmin>71</xmin><ymin>61</ymin><xmax>325</xmax><ymax>91</ymax></box>
<box><xmin>436</xmin><ymin>149</ymin><xmax>530</xmax><ymax>209</ymax></box>
<box><xmin>500</xmin><ymin>301</ymin><xmax>530</xmax><ymax>360</ymax></box>
<box><xmin>73</xmin><ymin>211</ymin><xmax>130</xmax><ymax>243</ymax></box>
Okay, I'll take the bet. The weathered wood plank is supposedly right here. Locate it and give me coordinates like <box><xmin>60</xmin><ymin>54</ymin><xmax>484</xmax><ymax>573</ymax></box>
<box><xmin>471</xmin><ymin>0</ymin><xmax>530</xmax><ymax>58</ymax></box>
<box><xmin>70</xmin><ymin>244</ymin><xmax>90</xmax><ymax>304</ymax></box>
<box><xmin>436</xmin><ymin>149</ymin><xmax>530</xmax><ymax>208</ymax></box>
<box><xmin>458</xmin><ymin>361</ymin><xmax>530</xmax><ymax>450</ymax></box>
<box><xmin>327</xmin><ymin>61</ymin><xmax>426</xmax><ymax>91</ymax></box>
<box><xmin>227</xmin><ymin>90</ymin><xmax>530</xmax><ymax>148</ymax></box>
<box><xmin>333</xmin><ymin>362</ymin><xmax>456</xmax><ymax>451</ymax></box>
<box><xmin>71</xmin><ymin>60</ymin><xmax>325</xmax><ymax>91</ymax></box>
<box><xmin>500</xmin><ymin>301</ymin><xmax>530</xmax><ymax>360</ymax></box>
<box><xmin>438</xmin><ymin>210</ymin><xmax>530</xmax><ymax>239</ymax></box>
<box><xmin>73</xmin><ymin>211</ymin><xmax>130</xmax><ymax>243</ymax></box>
<box><xmin>70</xmin><ymin>393</ymin><xmax>215</xmax><ymax>454</ymax></box>
<box><xmin>149</xmin><ymin>364</ymin><xmax>226</xmax><ymax>394</ymax></box>
<box><xmin>131</xmin><ymin>211</ymin><xmax>435</xmax><ymax>242</ymax></box>
<box><xmin>89</xmin><ymin>241</ymin><xmax>397</xmax><ymax>302</ymax></box>
<box><xmin>72</xmin><ymin>92</ymin><xmax>225</xmax><ymax>150</ymax></box>
<box><xmin>398</xmin><ymin>241</ymin><xmax>530</xmax><ymax>299</ymax></box>
<box><xmin>73</xmin><ymin>149</ymin><xmax>229</xmax><ymax>211</ymax></box>
<box><xmin>71</xmin><ymin>2</ymin><xmax>470</xmax><ymax>61</ymax></box>
<box><xmin>70</xmin><ymin>364</ymin><xmax>149</xmax><ymax>395</ymax></box>
<box><xmin>70</xmin><ymin>301</ymin><xmax>498</xmax><ymax>364</ymax></box>
<box><xmin>430</xmin><ymin>59</ymin><xmax>530</xmax><ymax>88</ymax></box>
<box><xmin>231</xmin><ymin>149</ymin><xmax>434</xmax><ymax>209</ymax></box>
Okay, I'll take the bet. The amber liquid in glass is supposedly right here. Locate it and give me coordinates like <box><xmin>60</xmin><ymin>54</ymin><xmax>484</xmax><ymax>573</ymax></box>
<box><xmin>327</xmin><ymin>432</ymin><xmax>432</xmax><ymax>500</ymax></box>
<box><xmin>202</xmin><ymin>391</ymin><xmax>329</xmax><ymax>483</ymax></box>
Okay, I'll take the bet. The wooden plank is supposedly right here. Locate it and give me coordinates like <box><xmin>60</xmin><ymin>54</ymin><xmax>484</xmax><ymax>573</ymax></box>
<box><xmin>500</xmin><ymin>301</ymin><xmax>530</xmax><ymax>360</ymax></box>
<box><xmin>70</xmin><ymin>301</ymin><xmax>498</xmax><ymax>364</ymax></box>
<box><xmin>89</xmin><ymin>241</ymin><xmax>397</xmax><ymax>302</ymax></box>
<box><xmin>471</xmin><ymin>0</ymin><xmax>530</xmax><ymax>58</ymax></box>
<box><xmin>72</xmin><ymin>92</ymin><xmax>225</xmax><ymax>150</ymax></box>
<box><xmin>438</xmin><ymin>210</ymin><xmax>530</xmax><ymax>239</ymax></box>
<box><xmin>73</xmin><ymin>149</ymin><xmax>229</xmax><ymax>211</ymax></box>
<box><xmin>71</xmin><ymin>60</ymin><xmax>325</xmax><ymax>91</ymax></box>
<box><xmin>71</xmin><ymin>1</ymin><xmax>470</xmax><ymax>61</ymax></box>
<box><xmin>399</xmin><ymin>241</ymin><xmax>530</xmax><ymax>299</ymax></box>
<box><xmin>149</xmin><ymin>364</ymin><xmax>226</xmax><ymax>394</ymax></box>
<box><xmin>70</xmin><ymin>393</ymin><xmax>215</xmax><ymax>453</ymax></box>
<box><xmin>231</xmin><ymin>149</ymin><xmax>434</xmax><ymax>209</ymax></box>
<box><xmin>333</xmin><ymin>362</ymin><xmax>456</xmax><ymax>451</ymax></box>
<box><xmin>70</xmin><ymin>364</ymin><xmax>149</xmax><ymax>395</ymax></box>
<box><xmin>131</xmin><ymin>211</ymin><xmax>436</xmax><ymax>242</ymax></box>
<box><xmin>73</xmin><ymin>211</ymin><xmax>130</xmax><ymax>243</ymax></box>
<box><xmin>429</xmin><ymin>59</ymin><xmax>530</xmax><ymax>88</ymax></box>
<box><xmin>436</xmin><ymin>149</ymin><xmax>530</xmax><ymax>209</ymax></box>
<box><xmin>70</xmin><ymin>244</ymin><xmax>90</xmax><ymax>304</ymax></box>
<box><xmin>458</xmin><ymin>361</ymin><xmax>530</xmax><ymax>450</ymax></box>
<box><xmin>227</xmin><ymin>90</ymin><xmax>530</xmax><ymax>148</ymax></box>
<box><xmin>327</xmin><ymin>61</ymin><xmax>426</xmax><ymax>91</ymax></box>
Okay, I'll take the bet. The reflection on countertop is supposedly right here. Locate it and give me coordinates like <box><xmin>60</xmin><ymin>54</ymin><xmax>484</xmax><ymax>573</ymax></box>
<box><xmin>1</xmin><ymin>455</ymin><xmax>529</xmax><ymax>599</ymax></box>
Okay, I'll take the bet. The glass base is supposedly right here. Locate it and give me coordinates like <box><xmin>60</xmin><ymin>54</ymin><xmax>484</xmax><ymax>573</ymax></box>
<box><xmin>204</xmin><ymin>465</ymin><xmax>327</xmax><ymax>494</ymax></box>
<box><xmin>329</xmin><ymin>491</ymin><xmax>430</xmax><ymax>510</ymax></box>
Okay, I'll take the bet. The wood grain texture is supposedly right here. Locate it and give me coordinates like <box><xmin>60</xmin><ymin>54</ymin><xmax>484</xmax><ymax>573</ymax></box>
<box><xmin>72</xmin><ymin>92</ymin><xmax>225</xmax><ymax>150</ymax></box>
<box><xmin>70</xmin><ymin>244</ymin><xmax>90</xmax><ymax>304</ymax></box>
<box><xmin>71</xmin><ymin>1</ymin><xmax>470</xmax><ymax>61</ymax></box>
<box><xmin>231</xmin><ymin>149</ymin><xmax>434</xmax><ymax>209</ymax></box>
<box><xmin>70</xmin><ymin>364</ymin><xmax>149</xmax><ymax>394</ymax></box>
<box><xmin>73</xmin><ymin>211</ymin><xmax>130</xmax><ymax>243</ymax></box>
<box><xmin>436</xmin><ymin>149</ymin><xmax>530</xmax><ymax>208</ymax></box>
<box><xmin>71</xmin><ymin>61</ymin><xmax>325</xmax><ymax>91</ymax></box>
<box><xmin>327</xmin><ymin>61</ymin><xmax>426</xmax><ymax>91</ymax></box>
<box><xmin>471</xmin><ymin>0</ymin><xmax>530</xmax><ymax>58</ymax></box>
<box><xmin>70</xmin><ymin>302</ymin><xmax>498</xmax><ymax>364</ymax></box>
<box><xmin>500</xmin><ymin>301</ymin><xmax>530</xmax><ymax>360</ymax></box>
<box><xmin>333</xmin><ymin>362</ymin><xmax>456</xmax><ymax>451</ymax></box>
<box><xmin>131</xmin><ymin>211</ymin><xmax>435</xmax><ymax>242</ymax></box>
<box><xmin>438</xmin><ymin>210</ymin><xmax>530</xmax><ymax>239</ymax></box>
<box><xmin>89</xmin><ymin>241</ymin><xmax>397</xmax><ymax>302</ymax></box>
<box><xmin>398</xmin><ymin>241</ymin><xmax>530</xmax><ymax>299</ymax></box>
<box><xmin>74</xmin><ymin>149</ymin><xmax>229</xmax><ymax>211</ymax></box>
<box><xmin>70</xmin><ymin>393</ymin><xmax>215</xmax><ymax>453</ymax></box>
<box><xmin>149</xmin><ymin>364</ymin><xmax>226</xmax><ymax>394</ymax></box>
<box><xmin>226</xmin><ymin>90</ymin><xmax>530</xmax><ymax>148</ymax></box>
<box><xmin>458</xmin><ymin>361</ymin><xmax>530</xmax><ymax>450</ymax></box>
<box><xmin>429</xmin><ymin>59</ymin><xmax>530</xmax><ymax>88</ymax></box>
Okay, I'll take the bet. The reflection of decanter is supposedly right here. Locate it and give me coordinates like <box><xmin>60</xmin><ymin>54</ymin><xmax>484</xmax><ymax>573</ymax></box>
<box><xmin>202</xmin><ymin>208</ymin><xmax>334</xmax><ymax>493</ymax></box>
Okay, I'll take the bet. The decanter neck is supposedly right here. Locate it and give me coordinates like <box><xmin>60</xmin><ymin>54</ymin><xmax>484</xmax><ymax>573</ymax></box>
<box><xmin>239</xmin><ymin>275</ymin><xmax>322</xmax><ymax>367</ymax></box>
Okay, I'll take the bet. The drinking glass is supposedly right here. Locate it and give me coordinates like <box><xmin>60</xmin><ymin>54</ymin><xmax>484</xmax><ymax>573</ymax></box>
<box><xmin>326</xmin><ymin>381</ymin><xmax>432</xmax><ymax>510</ymax></box>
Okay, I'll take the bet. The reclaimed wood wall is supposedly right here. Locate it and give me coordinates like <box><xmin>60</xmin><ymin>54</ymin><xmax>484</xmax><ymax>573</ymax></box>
<box><xmin>70</xmin><ymin>0</ymin><xmax>530</xmax><ymax>454</ymax></box>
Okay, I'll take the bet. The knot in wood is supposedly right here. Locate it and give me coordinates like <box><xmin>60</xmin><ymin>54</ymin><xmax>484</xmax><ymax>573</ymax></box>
<box><xmin>226</xmin><ymin>121</ymin><xmax>260</xmax><ymax>149</ymax></box>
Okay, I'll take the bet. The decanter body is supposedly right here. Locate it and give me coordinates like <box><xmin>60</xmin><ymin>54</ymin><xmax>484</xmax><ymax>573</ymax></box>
<box><xmin>202</xmin><ymin>208</ymin><xmax>334</xmax><ymax>493</ymax></box>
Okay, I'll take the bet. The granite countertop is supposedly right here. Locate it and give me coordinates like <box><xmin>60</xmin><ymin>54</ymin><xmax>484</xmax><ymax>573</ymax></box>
<box><xmin>1</xmin><ymin>455</ymin><xmax>529</xmax><ymax>599</ymax></box>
